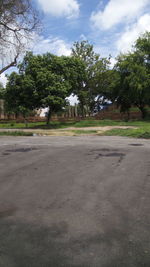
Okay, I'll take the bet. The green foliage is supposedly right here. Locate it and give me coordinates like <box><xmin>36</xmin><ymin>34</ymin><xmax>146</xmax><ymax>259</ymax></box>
<box><xmin>112</xmin><ymin>32</ymin><xmax>150</xmax><ymax>118</ymax></box>
<box><xmin>5</xmin><ymin>52</ymin><xmax>85</xmax><ymax>123</ymax></box>
<box><xmin>104</xmin><ymin>127</ymin><xmax>150</xmax><ymax>139</ymax></box>
<box><xmin>72</xmin><ymin>130</ymin><xmax>98</xmax><ymax>135</ymax></box>
<box><xmin>71</xmin><ymin>40</ymin><xmax>99</xmax><ymax>66</ymax></box>
<box><xmin>71</xmin><ymin>40</ymin><xmax>110</xmax><ymax>116</ymax></box>
<box><xmin>0</xmin><ymin>120</ymin><xmax>149</xmax><ymax>139</ymax></box>
<box><xmin>0</xmin><ymin>81</ymin><xmax>5</xmax><ymax>99</ymax></box>
<box><xmin>5</xmin><ymin>72</ymin><xmax>36</xmax><ymax>118</ymax></box>
<box><xmin>3</xmin><ymin>32</ymin><xmax>150</xmax><ymax>123</ymax></box>
<box><xmin>0</xmin><ymin>131</ymin><xmax>33</xmax><ymax>136</ymax></box>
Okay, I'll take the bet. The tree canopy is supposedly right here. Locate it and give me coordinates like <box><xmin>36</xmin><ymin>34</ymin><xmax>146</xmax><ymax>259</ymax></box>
<box><xmin>5</xmin><ymin>52</ymin><xmax>86</xmax><ymax>123</ymax></box>
<box><xmin>2</xmin><ymin>32</ymin><xmax>150</xmax><ymax>122</ymax></box>
<box><xmin>71</xmin><ymin>40</ymin><xmax>110</xmax><ymax>116</ymax></box>
<box><xmin>112</xmin><ymin>32</ymin><xmax>150</xmax><ymax>118</ymax></box>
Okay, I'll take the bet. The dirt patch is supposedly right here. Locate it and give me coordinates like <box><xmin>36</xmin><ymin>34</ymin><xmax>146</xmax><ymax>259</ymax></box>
<box><xmin>0</xmin><ymin>126</ymin><xmax>137</xmax><ymax>136</ymax></box>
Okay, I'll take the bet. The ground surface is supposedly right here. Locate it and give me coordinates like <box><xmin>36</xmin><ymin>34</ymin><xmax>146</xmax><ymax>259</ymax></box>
<box><xmin>0</xmin><ymin>125</ymin><xmax>136</xmax><ymax>136</ymax></box>
<box><xmin>0</xmin><ymin>136</ymin><xmax>150</xmax><ymax>267</ymax></box>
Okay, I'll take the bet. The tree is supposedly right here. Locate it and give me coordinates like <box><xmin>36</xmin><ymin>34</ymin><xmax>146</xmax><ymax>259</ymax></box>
<box><xmin>5</xmin><ymin>52</ymin><xmax>85</xmax><ymax>124</ymax></box>
<box><xmin>71</xmin><ymin>40</ymin><xmax>99</xmax><ymax>116</ymax></box>
<box><xmin>88</xmin><ymin>57</ymin><xmax>112</xmax><ymax>112</ymax></box>
<box><xmin>71</xmin><ymin>40</ymin><xmax>111</xmax><ymax>116</ymax></box>
<box><xmin>19</xmin><ymin>52</ymin><xmax>87</xmax><ymax>123</ymax></box>
<box><xmin>135</xmin><ymin>31</ymin><xmax>150</xmax><ymax>67</ymax></box>
<box><xmin>5</xmin><ymin>72</ymin><xmax>37</xmax><ymax>119</ymax></box>
<box><xmin>34</xmin><ymin>70</ymin><xmax>70</xmax><ymax>124</ymax></box>
<box><xmin>0</xmin><ymin>0</ymin><xmax>39</xmax><ymax>74</ymax></box>
<box><xmin>113</xmin><ymin>32</ymin><xmax>150</xmax><ymax>119</ymax></box>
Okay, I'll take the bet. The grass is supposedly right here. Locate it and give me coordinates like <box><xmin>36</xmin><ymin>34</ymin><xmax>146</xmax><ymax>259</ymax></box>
<box><xmin>0</xmin><ymin>131</ymin><xmax>33</xmax><ymax>136</ymax></box>
<box><xmin>0</xmin><ymin>119</ymin><xmax>150</xmax><ymax>129</ymax></box>
<box><xmin>103</xmin><ymin>127</ymin><xmax>150</xmax><ymax>139</ymax></box>
<box><xmin>0</xmin><ymin>121</ymin><xmax>46</xmax><ymax>129</ymax></box>
<box><xmin>72</xmin><ymin>130</ymin><xmax>98</xmax><ymax>135</ymax></box>
<box><xmin>0</xmin><ymin>119</ymin><xmax>150</xmax><ymax>138</ymax></box>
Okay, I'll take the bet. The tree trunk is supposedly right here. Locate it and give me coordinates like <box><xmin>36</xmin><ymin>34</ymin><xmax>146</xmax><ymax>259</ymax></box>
<box><xmin>139</xmin><ymin>106</ymin><xmax>147</xmax><ymax>119</ymax></box>
<box><xmin>127</xmin><ymin>110</ymin><xmax>130</xmax><ymax>121</ymax></box>
<box><xmin>24</xmin><ymin>119</ymin><xmax>28</xmax><ymax>128</ymax></box>
<box><xmin>81</xmin><ymin>103</ymin><xmax>85</xmax><ymax>118</ymax></box>
<box><xmin>46</xmin><ymin>108</ymin><xmax>51</xmax><ymax>125</ymax></box>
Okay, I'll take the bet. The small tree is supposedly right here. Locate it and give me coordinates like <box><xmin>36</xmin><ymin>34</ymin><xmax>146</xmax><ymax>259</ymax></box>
<box><xmin>71</xmin><ymin>40</ymin><xmax>99</xmax><ymax>116</ymax></box>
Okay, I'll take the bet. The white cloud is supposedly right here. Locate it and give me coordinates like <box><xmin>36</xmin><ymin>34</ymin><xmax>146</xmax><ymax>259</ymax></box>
<box><xmin>91</xmin><ymin>0</ymin><xmax>149</xmax><ymax>30</ymax></box>
<box><xmin>117</xmin><ymin>14</ymin><xmax>150</xmax><ymax>53</ymax></box>
<box><xmin>33</xmin><ymin>35</ymin><xmax>71</xmax><ymax>56</ymax></box>
<box><xmin>0</xmin><ymin>73</ymin><xmax>8</xmax><ymax>87</ymax></box>
<box><xmin>37</xmin><ymin>0</ymin><xmax>80</xmax><ymax>18</ymax></box>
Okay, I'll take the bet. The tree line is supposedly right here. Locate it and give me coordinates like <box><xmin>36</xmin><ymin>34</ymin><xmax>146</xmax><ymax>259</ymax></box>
<box><xmin>0</xmin><ymin>32</ymin><xmax>149</xmax><ymax>123</ymax></box>
<box><xmin>0</xmin><ymin>2</ymin><xmax>149</xmax><ymax>123</ymax></box>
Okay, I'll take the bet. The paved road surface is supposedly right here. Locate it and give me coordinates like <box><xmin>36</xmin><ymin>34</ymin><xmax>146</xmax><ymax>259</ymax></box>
<box><xmin>0</xmin><ymin>136</ymin><xmax>150</xmax><ymax>267</ymax></box>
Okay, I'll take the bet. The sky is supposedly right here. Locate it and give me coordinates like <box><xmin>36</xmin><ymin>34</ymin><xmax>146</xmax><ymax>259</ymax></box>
<box><xmin>0</xmin><ymin>0</ymin><xmax>150</xmax><ymax>103</ymax></box>
<box><xmin>31</xmin><ymin>0</ymin><xmax>150</xmax><ymax>58</ymax></box>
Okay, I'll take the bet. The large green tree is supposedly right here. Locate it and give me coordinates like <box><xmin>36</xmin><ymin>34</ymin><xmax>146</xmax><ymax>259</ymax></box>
<box><xmin>71</xmin><ymin>40</ymin><xmax>111</xmax><ymax>116</ymax></box>
<box><xmin>19</xmin><ymin>52</ymin><xmax>86</xmax><ymax>123</ymax></box>
<box><xmin>112</xmin><ymin>32</ymin><xmax>150</xmax><ymax>118</ymax></box>
<box><xmin>88</xmin><ymin>57</ymin><xmax>112</xmax><ymax>111</ymax></box>
<box><xmin>5</xmin><ymin>52</ymin><xmax>85</xmax><ymax>123</ymax></box>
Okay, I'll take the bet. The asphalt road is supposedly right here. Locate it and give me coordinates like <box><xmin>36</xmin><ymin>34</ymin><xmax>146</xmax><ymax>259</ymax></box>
<box><xmin>0</xmin><ymin>136</ymin><xmax>150</xmax><ymax>267</ymax></box>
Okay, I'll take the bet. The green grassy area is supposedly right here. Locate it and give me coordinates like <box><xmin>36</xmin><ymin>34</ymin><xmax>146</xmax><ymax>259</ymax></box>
<box><xmin>103</xmin><ymin>127</ymin><xmax>150</xmax><ymax>139</ymax></box>
<box><xmin>0</xmin><ymin>119</ymin><xmax>150</xmax><ymax>129</ymax></box>
<box><xmin>72</xmin><ymin>119</ymin><xmax>150</xmax><ymax>128</ymax></box>
<box><xmin>72</xmin><ymin>130</ymin><xmax>98</xmax><ymax>135</ymax></box>
<box><xmin>0</xmin><ymin>119</ymin><xmax>150</xmax><ymax>138</ymax></box>
<box><xmin>0</xmin><ymin>121</ymin><xmax>46</xmax><ymax>129</ymax></box>
<box><xmin>0</xmin><ymin>131</ymin><xmax>33</xmax><ymax>136</ymax></box>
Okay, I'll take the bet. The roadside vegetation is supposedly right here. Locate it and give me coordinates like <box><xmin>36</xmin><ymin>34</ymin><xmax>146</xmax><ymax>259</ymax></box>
<box><xmin>0</xmin><ymin>32</ymin><xmax>150</xmax><ymax>124</ymax></box>
<box><xmin>0</xmin><ymin>131</ymin><xmax>33</xmax><ymax>136</ymax></box>
<box><xmin>0</xmin><ymin>119</ymin><xmax>149</xmax><ymax>138</ymax></box>
<box><xmin>0</xmin><ymin>7</ymin><xmax>150</xmax><ymax>140</ymax></box>
<box><xmin>103</xmin><ymin>126</ymin><xmax>150</xmax><ymax>139</ymax></box>
<box><xmin>0</xmin><ymin>119</ymin><xmax>150</xmax><ymax>129</ymax></box>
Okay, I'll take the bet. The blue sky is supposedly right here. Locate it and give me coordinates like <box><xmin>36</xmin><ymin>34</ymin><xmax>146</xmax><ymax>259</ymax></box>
<box><xmin>1</xmin><ymin>0</ymin><xmax>150</xmax><ymax>88</ymax></box>
<box><xmin>31</xmin><ymin>0</ymin><xmax>150</xmax><ymax>60</ymax></box>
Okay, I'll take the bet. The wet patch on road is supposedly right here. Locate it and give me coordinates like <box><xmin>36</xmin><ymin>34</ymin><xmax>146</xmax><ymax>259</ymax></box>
<box><xmin>6</xmin><ymin>147</ymin><xmax>38</xmax><ymax>153</ymax></box>
<box><xmin>129</xmin><ymin>143</ymin><xmax>144</xmax><ymax>147</ymax></box>
<box><xmin>0</xmin><ymin>206</ymin><xmax>17</xmax><ymax>219</ymax></box>
<box><xmin>2</xmin><ymin>147</ymin><xmax>38</xmax><ymax>156</ymax></box>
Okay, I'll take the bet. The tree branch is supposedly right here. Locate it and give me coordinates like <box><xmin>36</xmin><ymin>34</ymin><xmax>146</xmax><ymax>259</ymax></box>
<box><xmin>0</xmin><ymin>53</ymin><xmax>19</xmax><ymax>74</ymax></box>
